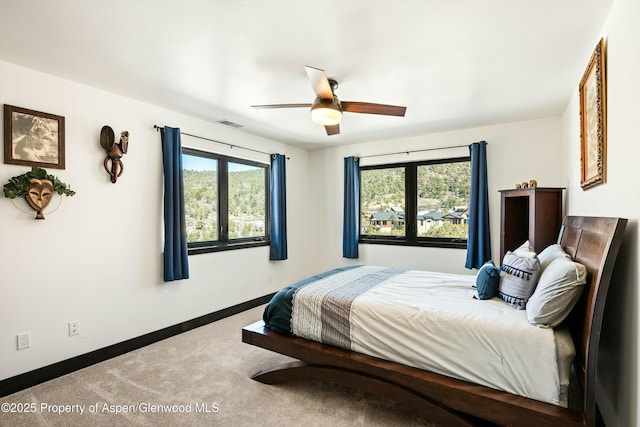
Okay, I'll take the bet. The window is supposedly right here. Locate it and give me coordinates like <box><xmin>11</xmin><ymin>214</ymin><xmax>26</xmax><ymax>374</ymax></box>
<box><xmin>182</xmin><ymin>148</ymin><xmax>269</xmax><ymax>254</ymax></box>
<box><xmin>360</xmin><ymin>156</ymin><xmax>470</xmax><ymax>248</ymax></box>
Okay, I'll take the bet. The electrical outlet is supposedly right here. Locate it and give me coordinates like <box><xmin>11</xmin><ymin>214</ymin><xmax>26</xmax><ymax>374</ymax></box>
<box><xmin>268</xmin><ymin>275</ymin><xmax>273</xmax><ymax>283</ymax></box>
<box><xmin>69</xmin><ymin>321</ymin><xmax>80</xmax><ymax>337</ymax></box>
<box><xmin>17</xmin><ymin>332</ymin><xmax>31</xmax><ymax>350</ymax></box>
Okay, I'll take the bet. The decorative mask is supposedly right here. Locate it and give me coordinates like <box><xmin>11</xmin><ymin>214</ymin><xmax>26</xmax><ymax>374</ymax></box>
<box><xmin>100</xmin><ymin>126</ymin><xmax>129</xmax><ymax>183</ymax></box>
<box><xmin>25</xmin><ymin>178</ymin><xmax>54</xmax><ymax>219</ymax></box>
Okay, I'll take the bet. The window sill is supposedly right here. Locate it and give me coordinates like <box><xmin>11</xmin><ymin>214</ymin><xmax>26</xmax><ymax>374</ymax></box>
<box><xmin>188</xmin><ymin>240</ymin><xmax>269</xmax><ymax>255</ymax></box>
<box><xmin>359</xmin><ymin>237</ymin><xmax>467</xmax><ymax>250</ymax></box>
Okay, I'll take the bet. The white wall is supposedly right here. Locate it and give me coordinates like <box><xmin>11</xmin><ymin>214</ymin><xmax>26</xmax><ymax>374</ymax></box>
<box><xmin>562</xmin><ymin>1</ymin><xmax>640</xmax><ymax>426</ymax></box>
<box><xmin>308</xmin><ymin>116</ymin><xmax>565</xmax><ymax>274</ymax></box>
<box><xmin>0</xmin><ymin>60</ymin><xmax>314</xmax><ymax>380</ymax></box>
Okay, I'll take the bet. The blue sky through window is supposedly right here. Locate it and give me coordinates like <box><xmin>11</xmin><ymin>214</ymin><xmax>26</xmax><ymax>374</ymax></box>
<box><xmin>183</xmin><ymin>154</ymin><xmax>263</xmax><ymax>172</ymax></box>
<box><xmin>183</xmin><ymin>154</ymin><xmax>216</xmax><ymax>172</ymax></box>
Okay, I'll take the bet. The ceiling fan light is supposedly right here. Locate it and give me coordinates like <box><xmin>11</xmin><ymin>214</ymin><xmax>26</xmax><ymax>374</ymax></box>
<box><xmin>311</xmin><ymin>100</ymin><xmax>342</xmax><ymax>126</ymax></box>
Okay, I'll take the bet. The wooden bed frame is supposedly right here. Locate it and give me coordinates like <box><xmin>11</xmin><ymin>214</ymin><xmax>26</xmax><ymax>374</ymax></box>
<box><xmin>242</xmin><ymin>216</ymin><xmax>627</xmax><ymax>427</ymax></box>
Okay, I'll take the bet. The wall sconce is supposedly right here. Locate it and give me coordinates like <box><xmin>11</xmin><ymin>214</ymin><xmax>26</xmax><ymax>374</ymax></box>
<box><xmin>100</xmin><ymin>126</ymin><xmax>129</xmax><ymax>183</ymax></box>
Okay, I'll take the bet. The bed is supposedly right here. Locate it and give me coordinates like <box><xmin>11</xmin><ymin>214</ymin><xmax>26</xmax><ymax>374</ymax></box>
<box><xmin>242</xmin><ymin>216</ymin><xmax>627</xmax><ymax>427</ymax></box>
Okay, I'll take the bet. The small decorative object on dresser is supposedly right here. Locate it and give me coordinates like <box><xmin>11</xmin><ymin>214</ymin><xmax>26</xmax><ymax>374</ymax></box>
<box><xmin>529</xmin><ymin>179</ymin><xmax>537</xmax><ymax>188</ymax></box>
<box><xmin>100</xmin><ymin>126</ymin><xmax>129</xmax><ymax>183</ymax></box>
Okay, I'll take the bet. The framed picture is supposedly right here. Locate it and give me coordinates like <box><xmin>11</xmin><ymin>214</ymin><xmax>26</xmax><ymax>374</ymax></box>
<box><xmin>3</xmin><ymin>104</ymin><xmax>65</xmax><ymax>169</ymax></box>
<box><xmin>578</xmin><ymin>38</ymin><xmax>606</xmax><ymax>190</ymax></box>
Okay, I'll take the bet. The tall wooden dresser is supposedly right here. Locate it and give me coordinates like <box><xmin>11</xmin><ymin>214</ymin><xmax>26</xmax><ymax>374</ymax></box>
<box><xmin>499</xmin><ymin>187</ymin><xmax>564</xmax><ymax>263</ymax></box>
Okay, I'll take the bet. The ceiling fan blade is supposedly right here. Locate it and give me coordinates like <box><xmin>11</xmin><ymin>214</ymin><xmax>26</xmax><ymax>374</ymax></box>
<box><xmin>251</xmin><ymin>103</ymin><xmax>312</xmax><ymax>109</ymax></box>
<box><xmin>305</xmin><ymin>66</ymin><xmax>333</xmax><ymax>100</ymax></box>
<box><xmin>341</xmin><ymin>101</ymin><xmax>407</xmax><ymax>117</ymax></box>
<box><xmin>325</xmin><ymin>124</ymin><xmax>340</xmax><ymax>136</ymax></box>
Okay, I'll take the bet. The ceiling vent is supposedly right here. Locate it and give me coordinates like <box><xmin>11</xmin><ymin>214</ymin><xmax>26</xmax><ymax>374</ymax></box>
<box><xmin>217</xmin><ymin>119</ymin><xmax>243</xmax><ymax>128</ymax></box>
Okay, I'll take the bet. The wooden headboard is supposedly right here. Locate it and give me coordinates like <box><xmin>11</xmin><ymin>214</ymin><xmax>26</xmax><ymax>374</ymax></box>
<box><xmin>558</xmin><ymin>216</ymin><xmax>627</xmax><ymax>423</ymax></box>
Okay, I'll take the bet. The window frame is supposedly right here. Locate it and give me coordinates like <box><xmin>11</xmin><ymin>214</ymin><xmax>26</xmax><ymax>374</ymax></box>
<box><xmin>182</xmin><ymin>147</ymin><xmax>270</xmax><ymax>255</ymax></box>
<box><xmin>359</xmin><ymin>156</ymin><xmax>470</xmax><ymax>249</ymax></box>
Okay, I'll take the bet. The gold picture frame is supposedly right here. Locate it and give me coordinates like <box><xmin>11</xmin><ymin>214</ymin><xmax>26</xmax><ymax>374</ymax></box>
<box><xmin>579</xmin><ymin>38</ymin><xmax>606</xmax><ymax>190</ymax></box>
<box><xmin>3</xmin><ymin>104</ymin><xmax>65</xmax><ymax>169</ymax></box>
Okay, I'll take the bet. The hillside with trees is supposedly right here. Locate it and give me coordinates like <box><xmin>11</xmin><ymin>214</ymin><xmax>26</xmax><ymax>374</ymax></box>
<box><xmin>183</xmin><ymin>168</ymin><xmax>265</xmax><ymax>242</ymax></box>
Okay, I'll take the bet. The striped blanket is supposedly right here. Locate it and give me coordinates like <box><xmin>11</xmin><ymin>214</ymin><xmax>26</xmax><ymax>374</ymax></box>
<box><xmin>291</xmin><ymin>266</ymin><xmax>404</xmax><ymax>348</ymax></box>
<box><xmin>263</xmin><ymin>265</ymin><xmax>403</xmax><ymax>349</ymax></box>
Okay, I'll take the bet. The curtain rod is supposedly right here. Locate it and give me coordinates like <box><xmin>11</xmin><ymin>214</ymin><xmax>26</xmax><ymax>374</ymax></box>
<box><xmin>153</xmin><ymin>125</ymin><xmax>276</xmax><ymax>157</ymax></box>
<box><xmin>358</xmin><ymin>143</ymin><xmax>481</xmax><ymax>159</ymax></box>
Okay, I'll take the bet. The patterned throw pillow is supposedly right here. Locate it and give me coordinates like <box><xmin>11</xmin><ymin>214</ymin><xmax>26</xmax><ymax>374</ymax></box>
<box><xmin>474</xmin><ymin>260</ymin><xmax>500</xmax><ymax>300</ymax></box>
<box><xmin>498</xmin><ymin>251</ymin><xmax>541</xmax><ymax>310</ymax></box>
<box><xmin>514</xmin><ymin>240</ymin><xmax>536</xmax><ymax>258</ymax></box>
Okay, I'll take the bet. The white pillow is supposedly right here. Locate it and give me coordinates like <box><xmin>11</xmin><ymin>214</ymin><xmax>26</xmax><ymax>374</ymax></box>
<box><xmin>526</xmin><ymin>257</ymin><xmax>587</xmax><ymax>328</ymax></box>
<box><xmin>513</xmin><ymin>240</ymin><xmax>537</xmax><ymax>258</ymax></box>
<box><xmin>537</xmin><ymin>244</ymin><xmax>571</xmax><ymax>272</ymax></box>
<box><xmin>498</xmin><ymin>251</ymin><xmax>541</xmax><ymax>310</ymax></box>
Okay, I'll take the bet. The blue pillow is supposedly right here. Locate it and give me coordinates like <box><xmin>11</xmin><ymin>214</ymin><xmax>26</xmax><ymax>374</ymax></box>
<box><xmin>475</xmin><ymin>260</ymin><xmax>500</xmax><ymax>300</ymax></box>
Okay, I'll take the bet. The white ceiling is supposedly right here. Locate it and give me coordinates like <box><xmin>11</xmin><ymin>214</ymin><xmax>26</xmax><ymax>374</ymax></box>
<box><xmin>0</xmin><ymin>0</ymin><xmax>612</xmax><ymax>149</ymax></box>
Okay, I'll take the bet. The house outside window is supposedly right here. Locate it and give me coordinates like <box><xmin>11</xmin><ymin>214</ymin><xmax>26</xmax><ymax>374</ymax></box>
<box><xmin>360</xmin><ymin>156</ymin><xmax>470</xmax><ymax>249</ymax></box>
<box><xmin>182</xmin><ymin>148</ymin><xmax>269</xmax><ymax>254</ymax></box>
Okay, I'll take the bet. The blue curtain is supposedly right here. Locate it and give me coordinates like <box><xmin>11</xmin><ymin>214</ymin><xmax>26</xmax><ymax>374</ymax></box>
<box><xmin>465</xmin><ymin>141</ymin><xmax>491</xmax><ymax>269</ymax></box>
<box><xmin>343</xmin><ymin>156</ymin><xmax>360</xmax><ymax>258</ymax></box>
<box><xmin>270</xmin><ymin>154</ymin><xmax>288</xmax><ymax>260</ymax></box>
<box><xmin>160</xmin><ymin>126</ymin><xmax>189</xmax><ymax>281</ymax></box>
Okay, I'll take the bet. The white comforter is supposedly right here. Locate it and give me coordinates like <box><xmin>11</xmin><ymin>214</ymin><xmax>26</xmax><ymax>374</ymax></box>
<box><xmin>344</xmin><ymin>269</ymin><xmax>565</xmax><ymax>405</ymax></box>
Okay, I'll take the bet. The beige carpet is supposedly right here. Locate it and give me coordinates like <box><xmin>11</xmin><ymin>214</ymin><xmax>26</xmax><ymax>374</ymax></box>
<box><xmin>0</xmin><ymin>306</ymin><xmax>438</xmax><ymax>426</ymax></box>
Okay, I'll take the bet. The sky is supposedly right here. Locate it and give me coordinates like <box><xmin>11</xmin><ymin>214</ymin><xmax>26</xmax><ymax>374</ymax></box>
<box><xmin>182</xmin><ymin>154</ymin><xmax>262</xmax><ymax>172</ymax></box>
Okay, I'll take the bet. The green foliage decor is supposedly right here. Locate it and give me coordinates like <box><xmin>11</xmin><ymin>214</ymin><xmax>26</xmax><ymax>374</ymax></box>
<box><xmin>3</xmin><ymin>166</ymin><xmax>76</xmax><ymax>199</ymax></box>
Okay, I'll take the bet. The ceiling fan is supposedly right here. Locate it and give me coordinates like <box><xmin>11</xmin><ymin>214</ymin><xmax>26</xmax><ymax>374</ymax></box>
<box><xmin>251</xmin><ymin>66</ymin><xmax>407</xmax><ymax>136</ymax></box>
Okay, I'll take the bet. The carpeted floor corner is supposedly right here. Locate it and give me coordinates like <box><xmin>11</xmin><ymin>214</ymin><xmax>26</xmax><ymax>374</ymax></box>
<box><xmin>0</xmin><ymin>306</ymin><xmax>438</xmax><ymax>426</ymax></box>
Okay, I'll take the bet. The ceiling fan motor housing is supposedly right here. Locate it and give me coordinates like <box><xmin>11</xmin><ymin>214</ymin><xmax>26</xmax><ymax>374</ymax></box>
<box><xmin>311</xmin><ymin>95</ymin><xmax>342</xmax><ymax>125</ymax></box>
